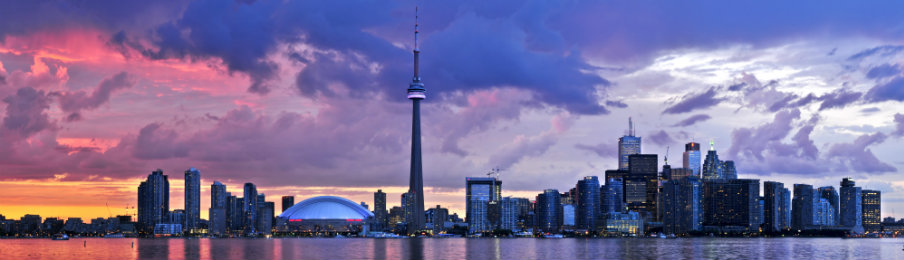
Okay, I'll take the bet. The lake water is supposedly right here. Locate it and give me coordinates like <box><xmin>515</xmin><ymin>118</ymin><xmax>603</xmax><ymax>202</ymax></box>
<box><xmin>0</xmin><ymin>238</ymin><xmax>903</xmax><ymax>260</ymax></box>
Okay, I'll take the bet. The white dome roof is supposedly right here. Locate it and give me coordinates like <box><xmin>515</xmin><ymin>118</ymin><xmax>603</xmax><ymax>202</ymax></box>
<box><xmin>279</xmin><ymin>196</ymin><xmax>374</xmax><ymax>220</ymax></box>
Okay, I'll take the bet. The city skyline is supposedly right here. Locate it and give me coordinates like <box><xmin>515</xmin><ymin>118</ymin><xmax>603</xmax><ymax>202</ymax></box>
<box><xmin>2</xmin><ymin>1</ymin><xmax>904</xmax><ymax>222</ymax></box>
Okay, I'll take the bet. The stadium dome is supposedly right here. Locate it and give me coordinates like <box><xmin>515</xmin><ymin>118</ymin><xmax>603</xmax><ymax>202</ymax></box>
<box><xmin>279</xmin><ymin>196</ymin><xmax>374</xmax><ymax>221</ymax></box>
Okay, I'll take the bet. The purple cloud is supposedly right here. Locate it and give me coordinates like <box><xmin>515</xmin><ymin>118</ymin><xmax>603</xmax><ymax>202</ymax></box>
<box><xmin>53</xmin><ymin>72</ymin><xmax>135</xmax><ymax>121</ymax></box>
<box><xmin>672</xmin><ymin>114</ymin><xmax>711</xmax><ymax>127</ymax></box>
<box><xmin>826</xmin><ymin>132</ymin><xmax>896</xmax><ymax>173</ymax></box>
<box><xmin>3</xmin><ymin>87</ymin><xmax>54</xmax><ymax>137</ymax></box>
<box><xmin>865</xmin><ymin>77</ymin><xmax>904</xmax><ymax>102</ymax></box>
<box><xmin>866</xmin><ymin>64</ymin><xmax>902</xmax><ymax>79</ymax></box>
<box><xmin>662</xmin><ymin>87</ymin><xmax>722</xmax><ymax>114</ymax></box>
<box><xmin>818</xmin><ymin>89</ymin><xmax>862</xmax><ymax>111</ymax></box>
<box><xmin>575</xmin><ymin>142</ymin><xmax>618</xmax><ymax>158</ymax></box>
<box><xmin>893</xmin><ymin>113</ymin><xmax>904</xmax><ymax>137</ymax></box>
<box><xmin>647</xmin><ymin>130</ymin><xmax>675</xmax><ymax>147</ymax></box>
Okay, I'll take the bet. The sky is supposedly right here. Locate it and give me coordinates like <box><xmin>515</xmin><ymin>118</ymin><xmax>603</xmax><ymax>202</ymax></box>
<box><xmin>1</xmin><ymin>0</ymin><xmax>904</xmax><ymax>221</ymax></box>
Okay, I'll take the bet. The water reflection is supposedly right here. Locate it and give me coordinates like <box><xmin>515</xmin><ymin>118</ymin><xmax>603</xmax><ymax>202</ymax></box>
<box><xmin>137</xmin><ymin>239</ymin><xmax>169</xmax><ymax>260</ymax></box>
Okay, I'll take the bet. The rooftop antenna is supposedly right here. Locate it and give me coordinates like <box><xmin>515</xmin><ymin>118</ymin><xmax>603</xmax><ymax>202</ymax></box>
<box><xmin>665</xmin><ymin>146</ymin><xmax>670</xmax><ymax>165</ymax></box>
<box><xmin>710</xmin><ymin>139</ymin><xmax>715</xmax><ymax>151</ymax></box>
<box><xmin>628</xmin><ymin>117</ymin><xmax>634</xmax><ymax>136</ymax></box>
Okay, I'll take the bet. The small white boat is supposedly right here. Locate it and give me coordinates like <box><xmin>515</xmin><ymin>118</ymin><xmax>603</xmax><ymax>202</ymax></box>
<box><xmin>51</xmin><ymin>234</ymin><xmax>69</xmax><ymax>240</ymax></box>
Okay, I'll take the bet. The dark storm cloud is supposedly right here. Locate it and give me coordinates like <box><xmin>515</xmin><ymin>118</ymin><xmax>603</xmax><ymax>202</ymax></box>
<box><xmin>865</xmin><ymin>77</ymin><xmax>904</xmax><ymax>102</ymax></box>
<box><xmin>53</xmin><ymin>72</ymin><xmax>135</xmax><ymax>121</ymax></box>
<box><xmin>662</xmin><ymin>87</ymin><xmax>722</xmax><ymax>114</ymax></box>
<box><xmin>672</xmin><ymin>114</ymin><xmax>711</xmax><ymax>127</ymax></box>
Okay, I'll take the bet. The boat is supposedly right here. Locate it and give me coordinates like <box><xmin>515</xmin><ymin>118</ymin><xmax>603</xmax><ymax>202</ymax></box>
<box><xmin>51</xmin><ymin>234</ymin><xmax>69</xmax><ymax>240</ymax></box>
<box><xmin>542</xmin><ymin>234</ymin><xmax>564</xmax><ymax>238</ymax></box>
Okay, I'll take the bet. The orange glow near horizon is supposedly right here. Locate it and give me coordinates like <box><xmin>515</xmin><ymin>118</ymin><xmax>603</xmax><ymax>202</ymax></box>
<box><xmin>0</xmin><ymin>177</ymin><xmax>545</xmax><ymax>222</ymax></box>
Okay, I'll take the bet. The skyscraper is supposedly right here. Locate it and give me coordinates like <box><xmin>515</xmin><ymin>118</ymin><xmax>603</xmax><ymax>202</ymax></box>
<box><xmin>601</xmin><ymin>178</ymin><xmax>624</xmax><ymax>214</ymax></box>
<box><xmin>721</xmin><ymin>161</ymin><xmax>737</xmax><ymax>180</ymax></box>
<box><xmin>466</xmin><ymin>177</ymin><xmax>501</xmax><ymax>233</ymax></box>
<box><xmin>683</xmin><ymin>142</ymin><xmax>702</xmax><ymax>177</ymax></box>
<box><xmin>628</xmin><ymin>154</ymin><xmax>658</xmax><ymax>221</ymax></box>
<box><xmin>661</xmin><ymin>176</ymin><xmax>703</xmax><ymax>235</ymax></box>
<box><xmin>575</xmin><ymin>176</ymin><xmax>601</xmax><ymax>231</ymax></box>
<box><xmin>817</xmin><ymin>186</ymin><xmax>840</xmax><ymax>226</ymax></box>
<box><xmin>137</xmin><ymin>169</ymin><xmax>169</xmax><ymax>234</ymax></box>
<box><xmin>243</xmin><ymin>183</ymin><xmax>258</xmax><ymax>234</ymax></box>
<box><xmin>536</xmin><ymin>189</ymin><xmax>563</xmax><ymax>233</ymax></box>
<box><xmin>429</xmin><ymin>205</ymin><xmax>449</xmax><ymax>234</ymax></box>
<box><xmin>618</xmin><ymin>117</ymin><xmax>641</xmax><ymax>170</ymax></box>
<box><xmin>184</xmin><ymin>168</ymin><xmax>201</xmax><ymax>233</ymax></box>
<box><xmin>791</xmin><ymin>184</ymin><xmax>814</xmax><ymax>230</ymax></box>
<box><xmin>405</xmin><ymin>7</ymin><xmax>427</xmax><ymax>236</ymax></box>
<box><xmin>500</xmin><ymin>198</ymin><xmax>520</xmax><ymax>231</ymax></box>
<box><xmin>281</xmin><ymin>196</ymin><xmax>294</xmax><ymax>214</ymax></box>
<box><xmin>209</xmin><ymin>181</ymin><xmax>227</xmax><ymax>236</ymax></box>
<box><xmin>374</xmin><ymin>190</ymin><xmax>388</xmax><ymax>231</ymax></box>
<box><xmin>862</xmin><ymin>190</ymin><xmax>881</xmax><ymax>233</ymax></box>
<box><xmin>703</xmin><ymin>179</ymin><xmax>760</xmax><ymax>232</ymax></box>
<box><xmin>839</xmin><ymin>178</ymin><xmax>863</xmax><ymax>232</ymax></box>
<box><xmin>702</xmin><ymin>141</ymin><xmax>724</xmax><ymax>180</ymax></box>
<box><xmin>763</xmin><ymin>181</ymin><xmax>789</xmax><ymax>232</ymax></box>
<box><xmin>226</xmin><ymin>194</ymin><xmax>242</xmax><ymax>233</ymax></box>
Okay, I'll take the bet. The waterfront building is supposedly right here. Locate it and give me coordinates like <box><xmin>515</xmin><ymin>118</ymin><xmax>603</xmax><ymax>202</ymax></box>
<box><xmin>209</xmin><ymin>181</ymin><xmax>227</xmax><ymax>236</ymax></box>
<box><xmin>282</xmin><ymin>196</ymin><xmax>295</xmax><ymax>213</ymax></box>
<box><xmin>184</xmin><ymin>168</ymin><xmax>201</xmax><ymax>233</ymax></box>
<box><xmin>817</xmin><ymin>186</ymin><xmax>840</xmax><ymax>226</ymax></box>
<box><xmin>661</xmin><ymin>176</ymin><xmax>703</xmax><ymax>235</ymax></box>
<box><xmin>606</xmin><ymin>211</ymin><xmax>644</xmax><ymax>236</ymax></box>
<box><xmin>601</xmin><ymin>178</ymin><xmax>624</xmax><ymax>214</ymax></box>
<box><xmin>428</xmin><ymin>205</ymin><xmax>449</xmax><ymax>234</ymax></box>
<box><xmin>683</xmin><ymin>142</ymin><xmax>702</xmax><ymax>177</ymax></box>
<box><xmin>226</xmin><ymin>194</ymin><xmax>243</xmax><ymax>233</ymax></box>
<box><xmin>763</xmin><ymin>181</ymin><xmax>790</xmax><ymax>232</ymax></box>
<box><xmin>243</xmin><ymin>183</ymin><xmax>258</xmax><ymax>234</ymax></box>
<box><xmin>373</xmin><ymin>190</ymin><xmax>388</xmax><ymax>231</ymax></box>
<box><xmin>388</xmin><ymin>206</ymin><xmax>405</xmax><ymax>226</ymax></box>
<box><xmin>536</xmin><ymin>189</ymin><xmax>563</xmax><ymax>233</ymax></box>
<box><xmin>791</xmin><ymin>184</ymin><xmax>814</xmax><ymax>230</ymax></box>
<box><xmin>405</xmin><ymin>8</ymin><xmax>427</xmax><ymax>236</ymax></box>
<box><xmin>814</xmin><ymin>197</ymin><xmax>835</xmax><ymax>226</ymax></box>
<box><xmin>563</xmin><ymin>204</ymin><xmax>575</xmax><ymax>227</ymax></box>
<box><xmin>840</xmin><ymin>178</ymin><xmax>863</xmax><ymax>232</ymax></box>
<box><xmin>862</xmin><ymin>190</ymin><xmax>881</xmax><ymax>233</ymax></box>
<box><xmin>618</xmin><ymin>117</ymin><xmax>641</xmax><ymax>170</ymax></box>
<box><xmin>703</xmin><ymin>179</ymin><xmax>760</xmax><ymax>232</ymax></box>
<box><xmin>466</xmin><ymin>177</ymin><xmax>501</xmax><ymax>233</ymax></box>
<box><xmin>278</xmin><ymin>196</ymin><xmax>374</xmax><ymax>233</ymax></box>
<box><xmin>137</xmin><ymin>169</ymin><xmax>169</xmax><ymax>234</ymax></box>
<box><xmin>501</xmin><ymin>198</ymin><xmax>520</xmax><ymax>231</ymax></box>
<box><xmin>575</xmin><ymin>176</ymin><xmax>601</xmax><ymax>231</ymax></box>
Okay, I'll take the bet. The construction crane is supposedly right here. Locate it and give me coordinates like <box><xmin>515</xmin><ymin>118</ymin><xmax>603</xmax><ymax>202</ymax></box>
<box><xmin>665</xmin><ymin>146</ymin><xmax>670</xmax><ymax>165</ymax></box>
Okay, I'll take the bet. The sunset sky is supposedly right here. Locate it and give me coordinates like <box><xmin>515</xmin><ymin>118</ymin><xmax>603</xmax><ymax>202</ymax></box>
<box><xmin>1</xmin><ymin>1</ymin><xmax>904</xmax><ymax>221</ymax></box>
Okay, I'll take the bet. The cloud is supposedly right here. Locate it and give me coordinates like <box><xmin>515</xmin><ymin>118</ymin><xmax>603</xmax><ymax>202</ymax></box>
<box><xmin>826</xmin><ymin>132</ymin><xmax>896</xmax><ymax>173</ymax></box>
<box><xmin>865</xmin><ymin>77</ymin><xmax>904</xmax><ymax>102</ymax></box>
<box><xmin>575</xmin><ymin>142</ymin><xmax>617</xmax><ymax>158</ymax></box>
<box><xmin>53</xmin><ymin>72</ymin><xmax>135</xmax><ymax>121</ymax></box>
<box><xmin>727</xmin><ymin>109</ymin><xmax>827</xmax><ymax>174</ymax></box>
<box><xmin>131</xmin><ymin>123</ymin><xmax>190</xmax><ymax>160</ymax></box>
<box><xmin>662</xmin><ymin>87</ymin><xmax>722</xmax><ymax>114</ymax></box>
<box><xmin>847</xmin><ymin>45</ymin><xmax>904</xmax><ymax>61</ymax></box>
<box><xmin>817</xmin><ymin>89</ymin><xmax>861</xmax><ymax>111</ymax></box>
<box><xmin>893</xmin><ymin>113</ymin><xmax>904</xmax><ymax>137</ymax></box>
<box><xmin>672</xmin><ymin>114</ymin><xmax>711</xmax><ymax>127</ymax></box>
<box><xmin>866</xmin><ymin>63</ymin><xmax>902</xmax><ymax>79</ymax></box>
<box><xmin>647</xmin><ymin>130</ymin><xmax>675</xmax><ymax>147</ymax></box>
<box><xmin>2</xmin><ymin>87</ymin><xmax>54</xmax><ymax>137</ymax></box>
<box><xmin>488</xmin><ymin>113</ymin><xmax>574</xmax><ymax>169</ymax></box>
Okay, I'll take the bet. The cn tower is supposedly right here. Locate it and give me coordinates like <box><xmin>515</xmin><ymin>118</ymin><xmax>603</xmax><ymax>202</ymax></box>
<box><xmin>406</xmin><ymin>7</ymin><xmax>426</xmax><ymax>235</ymax></box>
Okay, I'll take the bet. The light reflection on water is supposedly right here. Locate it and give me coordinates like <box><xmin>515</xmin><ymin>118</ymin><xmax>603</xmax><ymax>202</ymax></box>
<box><xmin>0</xmin><ymin>237</ymin><xmax>902</xmax><ymax>260</ymax></box>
